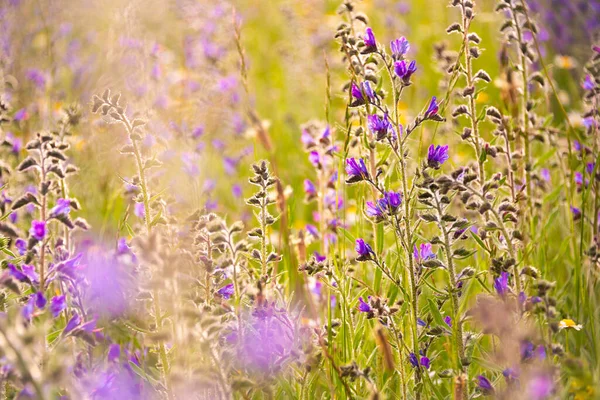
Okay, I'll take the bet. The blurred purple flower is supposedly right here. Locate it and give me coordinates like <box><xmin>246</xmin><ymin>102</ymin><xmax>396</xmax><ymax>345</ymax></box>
<box><xmin>50</xmin><ymin>198</ymin><xmax>71</xmax><ymax>217</ymax></box>
<box><xmin>50</xmin><ymin>295</ymin><xmax>66</xmax><ymax>317</ymax></box>
<box><xmin>217</xmin><ymin>284</ymin><xmax>235</xmax><ymax>299</ymax></box>
<box><xmin>494</xmin><ymin>272</ymin><xmax>510</xmax><ymax>297</ymax></box>
<box><xmin>30</xmin><ymin>220</ymin><xmax>46</xmax><ymax>241</ymax></box>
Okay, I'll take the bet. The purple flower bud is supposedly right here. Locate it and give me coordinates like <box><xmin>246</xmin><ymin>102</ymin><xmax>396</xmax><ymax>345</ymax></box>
<box><xmin>390</xmin><ymin>37</ymin><xmax>410</xmax><ymax>58</ymax></box>
<box><xmin>50</xmin><ymin>198</ymin><xmax>71</xmax><ymax>217</ymax></box>
<box><xmin>385</xmin><ymin>191</ymin><xmax>402</xmax><ymax>211</ymax></box>
<box><xmin>541</xmin><ymin>168</ymin><xmax>551</xmax><ymax>182</ymax></box>
<box><xmin>427</xmin><ymin>144</ymin><xmax>449</xmax><ymax>169</ymax></box>
<box><xmin>108</xmin><ymin>344</ymin><xmax>121</xmax><ymax>362</ymax></box>
<box><xmin>64</xmin><ymin>312</ymin><xmax>81</xmax><ymax>334</ymax></box>
<box><xmin>408</xmin><ymin>352</ymin><xmax>419</xmax><ymax>368</ymax></box>
<box><xmin>476</xmin><ymin>375</ymin><xmax>494</xmax><ymax>394</ymax></box>
<box><xmin>417</xmin><ymin>318</ymin><xmax>427</xmax><ymax>327</ymax></box>
<box><xmin>503</xmin><ymin>367</ymin><xmax>519</xmax><ymax>382</ymax></box>
<box><xmin>29</xmin><ymin>220</ymin><xmax>46</xmax><ymax>241</ymax></box>
<box><xmin>413</xmin><ymin>243</ymin><xmax>435</xmax><ymax>263</ymax></box>
<box><xmin>22</xmin><ymin>296</ymin><xmax>35</xmax><ymax>320</ymax></box>
<box><xmin>366</xmin><ymin>199</ymin><xmax>387</xmax><ymax>219</ymax></box>
<box><xmin>424</xmin><ymin>96</ymin><xmax>440</xmax><ymax>119</ymax></box>
<box><xmin>583</xmin><ymin>74</ymin><xmax>595</xmax><ymax>91</ymax></box>
<box><xmin>314</xmin><ymin>252</ymin><xmax>326</xmax><ymax>262</ymax></box>
<box><xmin>15</xmin><ymin>238</ymin><xmax>27</xmax><ymax>256</ymax></box>
<box><xmin>444</xmin><ymin>316</ymin><xmax>452</xmax><ymax>327</ymax></box>
<box><xmin>362</xmin><ymin>81</ymin><xmax>376</xmax><ymax>102</ymax></box>
<box><xmin>420</xmin><ymin>356</ymin><xmax>430</xmax><ymax>369</ymax></box>
<box><xmin>351</xmin><ymin>82</ymin><xmax>364</xmax><ymax>103</ymax></box>
<box><xmin>306</xmin><ymin>224</ymin><xmax>319</xmax><ymax>238</ymax></box>
<box><xmin>571</xmin><ymin>205</ymin><xmax>582</xmax><ymax>220</ymax></box>
<box><xmin>394</xmin><ymin>60</ymin><xmax>417</xmax><ymax>83</ymax></box>
<box><xmin>134</xmin><ymin>202</ymin><xmax>145</xmax><ymax>219</ymax></box>
<box><xmin>217</xmin><ymin>283</ymin><xmax>235</xmax><ymax>299</ymax></box>
<box><xmin>304</xmin><ymin>179</ymin><xmax>317</xmax><ymax>197</ymax></box>
<box><xmin>358</xmin><ymin>296</ymin><xmax>371</xmax><ymax>312</ymax></box>
<box><xmin>309</xmin><ymin>151</ymin><xmax>320</xmax><ymax>167</ymax></box>
<box><xmin>13</xmin><ymin>108</ymin><xmax>29</xmax><ymax>122</ymax></box>
<box><xmin>21</xmin><ymin>264</ymin><xmax>38</xmax><ymax>283</ymax></box>
<box><xmin>494</xmin><ymin>271</ymin><xmax>510</xmax><ymax>297</ymax></box>
<box><xmin>367</xmin><ymin>114</ymin><xmax>394</xmax><ymax>141</ymax></box>
<box><xmin>355</xmin><ymin>238</ymin><xmax>375</xmax><ymax>261</ymax></box>
<box><xmin>50</xmin><ymin>295</ymin><xmax>66</xmax><ymax>317</ymax></box>
<box><xmin>8</xmin><ymin>263</ymin><xmax>27</xmax><ymax>282</ymax></box>
<box><xmin>34</xmin><ymin>292</ymin><xmax>46</xmax><ymax>309</ymax></box>
<box><xmin>345</xmin><ymin>158</ymin><xmax>370</xmax><ymax>183</ymax></box>
<box><xmin>363</xmin><ymin>27</ymin><xmax>377</xmax><ymax>50</ymax></box>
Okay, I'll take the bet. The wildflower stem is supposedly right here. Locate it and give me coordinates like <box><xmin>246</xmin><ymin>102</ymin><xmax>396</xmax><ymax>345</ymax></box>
<box><xmin>461</xmin><ymin>3</ymin><xmax>485</xmax><ymax>185</ymax></box>
<box><xmin>124</xmin><ymin>116</ymin><xmax>173</xmax><ymax>400</ymax></box>
<box><xmin>433</xmin><ymin>194</ymin><xmax>465</xmax><ymax>379</ymax></box>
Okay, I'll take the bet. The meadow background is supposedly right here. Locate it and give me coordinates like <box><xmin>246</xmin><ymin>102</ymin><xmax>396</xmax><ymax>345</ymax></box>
<box><xmin>0</xmin><ymin>0</ymin><xmax>599</xmax><ymax>398</ymax></box>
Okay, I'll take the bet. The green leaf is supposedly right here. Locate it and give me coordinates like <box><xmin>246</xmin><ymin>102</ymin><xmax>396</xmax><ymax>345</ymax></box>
<box><xmin>427</xmin><ymin>298</ymin><xmax>448</xmax><ymax>328</ymax></box>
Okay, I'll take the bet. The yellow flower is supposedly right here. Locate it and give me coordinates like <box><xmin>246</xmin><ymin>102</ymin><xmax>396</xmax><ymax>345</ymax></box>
<box><xmin>555</xmin><ymin>55</ymin><xmax>577</xmax><ymax>70</ymax></box>
<box><xmin>559</xmin><ymin>319</ymin><xmax>583</xmax><ymax>330</ymax></box>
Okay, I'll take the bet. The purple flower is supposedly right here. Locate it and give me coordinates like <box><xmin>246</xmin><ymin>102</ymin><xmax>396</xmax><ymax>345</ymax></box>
<box><xmin>494</xmin><ymin>271</ymin><xmax>510</xmax><ymax>297</ymax></box>
<box><xmin>8</xmin><ymin>263</ymin><xmax>27</xmax><ymax>282</ymax></box>
<box><xmin>420</xmin><ymin>356</ymin><xmax>430</xmax><ymax>369</ymax></box>
<box><xmin>355</xmin><ymin>238</ymin><xmax>375</xmax><ymax>261</ymax></box>
<box><xmin>50</xmin><ymin>295</ymin><xmax>66</xmax><ymax>317</ymax></box>
<box><xmin>587</xmin><ymin>162</ymin><xmax>596</xmax><ymax>174</ymax></box>
<box><xmin>503</xmin><ymin>367</ymin><xmax>519</xmax><ymax>382</ymax></box>
<box><xmin>367</xmin><ymin>114</ymin><xmax>394</xmax><ymax>141</ymax></box>
<box><xmin>363</xmin><ymin>27</ymin><xmax>377</xmax><ymax>50</ymax></box>
<box><xmin>34</xmin><ymin>292</ymin><xmax>46</xmax><ymax>309</ymax></box>
<box><xmin>64</xmin><ymin>312</ymin><xmax>81</xmax><ymax>334</ymax></box>
<box><xmin>304</xmin><ymin>179</ymin><xmax>317</xmax><ymax>197</ymax></box>
<box><xmin>50</xmin><ymin>198</ymin><xmax>71</xmax><ymax>216</ymax></box>
<box><xmin>218</xmin><ymin>284</ymin><xmax>235</xmax><ymax>299</ymax></box>
<box><xmin>583</xmin><ymin>74</ymin><xmax>595</xmax><ymax>91</ymax></box>
<box><xmin>366</xmin><ymin>199</ymin><xmax>387</xmax><ymax>220</ymax></box>
<box><xmin>527</xmin><ymin>374</ymin><xmax>553</xmax><ymax>400</ymax></box>
<box><xmin>15</xmin><ymin>238</ymin><xmax>27</xmax><ymax>255</ymax></box>
<box><xmin>25</xmin><ymin>68</ymin><xmax>46</xmax><ymax>89</ymax></box>
<box><xmin>408</xmin><ymin>352</ymin><xmax>419</xmax><ymax>368</ymax></box>
<box><xmin>108</xmin><ymin>344</ymin><xmax>121</xmax><ymax>362</ymax></box>
<box><xmin>314</xmin><ymin>252</ymin><xmax>326</xmax><ymax>262</ymax></box>
<box><xmin>21</xmin><ymin>264</ymin><xmax>38</xmax><ymax>283</ymax></box>
<box><xmin>29</xmin><ymin>220</ymin><xmax>46</xmax><ymax>241</ymax></box>
<box><xmin>358</xmin><ymin>296</ymin><xmax>371</xmax><ymax>312</ymax></box>
<box><xmin>444</xmin><ymin>316</ymin><xmax>452</xmax><ymax>327</ymax></box>
<box><xmin>13</xmin><ymin>108</ymin><xmax>28</xmax><ymax>122</ymax></box>
<box><xmin>351</xmin><ymin>82</ymin><xmax>364</xmax><ymax>103</ymax></box>
<box><xmin>309</xmin><ymin>151</ymin><xmax>320</xmax><ymax>167</ymax></box>
<box><xmin>417</xmin><ymin>318</ymin><xmax>427</xmax><ymax>327</ymax></box>
<box><xmin>541</xmin><ymin>168</ymin><xmax>551</xmax><ymax>182</ymax></box>
<box><xmin>394</xmin><ymin>60</ymin><xmax>417</xmax><ymax>83</ymax></box>
<box><xmin>232</xmin><ymin>184</ymin><xmax>243</xmax><ymax>198</ymax></box>
<box><xmin>390</xmin><ymin>37</ymin><xmax>410</xmax><ymax>58</ymax></box>
<box><xmin>134</xmin><ymin>202</ymin><xmax>145</xmax><ymax>219</ymax></box>
<box><xmin>424</xmin><ymin>96</ymin><xmax>440</xmax><ymax>119</ymax></box>
<box><xmin>427</xmin><ymin>144</ymin><xmax>449</xmax><ymax>169</ymax></box>
<box><xmin>345</xmin><ymin>158</ymin><xmax>369</xmax><ymax>183</ymax></box>
<box><xmin>476</xmin><ymin>375</ymin><xmax>494</xmax><ymax>394</ymax></box>
<box><xmin>413</xmin><ymin>243</ymin><xmax>435</xmax><ymax>263</ymax></box>
<box><xmin>362</xmin><ymin>81</ymin><xmax>376</xmax><ymax>101</ymax></box>
<box><xmin>385</xmin><ymin>191</ymin><xmax>402</xmax><ymax>211</ymax></box>
<box><xmin>306</xmin><ymin>224</ymin><xmax>319</xmax><ymax>238</ymax></box>
<box><xmin>22</xmin><ymin>296</ymin><xmax>35</xmax><ymax>320</ymax></box>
